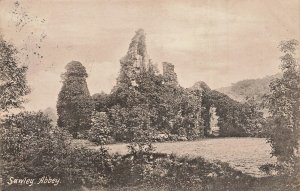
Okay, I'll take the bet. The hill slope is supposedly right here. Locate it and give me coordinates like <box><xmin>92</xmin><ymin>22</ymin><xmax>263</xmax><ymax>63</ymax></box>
<box><xmin>216</xmin><ymin>74</ymin><xmax>281</xmax><ymax>103</ymax></box>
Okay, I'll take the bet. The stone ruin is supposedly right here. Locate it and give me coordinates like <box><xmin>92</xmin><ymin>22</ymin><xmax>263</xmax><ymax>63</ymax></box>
<box><xmin>117</xmin><ymin>29</ymin><xmax>180</xmax><ymax>89</ymax></box>
<box><xmin>113</xmin><ymin>29</ymin><xmax>224</xmax><ymax>138</ymax></box>
<box><xmin>118</xmin><ymin>29</ymin><xmax>153</xmax><ymax>85</ymax></box>
<box><xmin>162</xmin><ymin>62</ymin><xmax>178</xmax><ymax>86</ymax></box>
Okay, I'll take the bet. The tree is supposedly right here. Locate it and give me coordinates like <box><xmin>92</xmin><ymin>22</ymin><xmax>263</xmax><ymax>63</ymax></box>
<box><xmin>264</xmin><ymin>39</ymin><xmax>300</xmax><ymax>175</ymax></box>
<box><xmin>57</xmin><ymin>61</ymin><xmax>93</xmax><ymax>137</ymax></box>
<box><xmin>242</xmin><ymin>97</ymin><xmax>265</xmax><ymax>137</ymax></box>
<box><xmin>92</xmin><ymin>92</ymin><xmax>110</xmax><ymax>112</ymax></box>
<box><xmin>43</xmin><ymin>107</ymin><xmax>58</xmax><ymax>126</ymax></box>
<box><xmin>0</xmin><ymin>37</ymin><xmax>30</xmax><ymax>112</ymax></box>
<box><xmin>0</xmin><ymin>112</ymin><xmax>70</xmax><ymax>188</ymax></box>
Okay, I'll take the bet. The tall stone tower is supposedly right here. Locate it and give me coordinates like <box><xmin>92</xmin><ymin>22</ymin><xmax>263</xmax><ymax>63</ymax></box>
<box><xmin>162</xmin><ymin>62</ymin><xmax>178</xmax><ymax>86</ymax></box>
<box><xmin>117</xmin><ymin>29</ymin><xmax>153</xmax><ymax>87</ymax></box>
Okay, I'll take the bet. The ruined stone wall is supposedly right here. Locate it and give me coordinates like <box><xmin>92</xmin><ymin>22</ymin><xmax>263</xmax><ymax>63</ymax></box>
<box><xmin>116</xmin><ymin>29</ymin><xmax>155</xmax><ymax>87</ymax></box>
<box><xmin>162</xmin><ymin>62</ymin><xmax>178</xmax><ymax>86</ymax></box>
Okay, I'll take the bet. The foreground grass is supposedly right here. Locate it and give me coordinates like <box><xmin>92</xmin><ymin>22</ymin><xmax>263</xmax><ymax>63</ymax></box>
<box><xmin>72</xmin><ymin>137</ymin><xmax>276</xmax><ymax>177</ymax></box>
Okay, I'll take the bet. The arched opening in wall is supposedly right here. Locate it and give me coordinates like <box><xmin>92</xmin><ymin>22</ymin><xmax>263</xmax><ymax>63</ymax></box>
<box><xmin>209</xmin><ymin>106</ymin><xmax>220</xmax><ymax>136</ymax></box>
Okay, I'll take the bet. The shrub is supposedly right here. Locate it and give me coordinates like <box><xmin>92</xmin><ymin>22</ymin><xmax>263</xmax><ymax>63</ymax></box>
<box><xmin>0</xmin><ymin>111</ymin><xmax>69</xmax><ymax>189</ymax></box>
<box><xmin>0</xmin><ymin>111</ymin><xmax>112</xmax><ymax>190</ymax></box>
<box><xmin>106</xmin><ymin>152</ymin><xmax>251</xmax><ymax>191</ymax></box>
<box><xmin>88</xmin><ymin>112</ymin><xmax>113</xmax><ymax>145</ymax></box>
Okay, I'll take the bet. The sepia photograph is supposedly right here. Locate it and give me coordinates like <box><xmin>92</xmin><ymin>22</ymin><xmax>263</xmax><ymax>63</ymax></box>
<box><xmin>0</xmin><ymin>0</ymin><xmax>299</xmax><ymax>190</ymax></box>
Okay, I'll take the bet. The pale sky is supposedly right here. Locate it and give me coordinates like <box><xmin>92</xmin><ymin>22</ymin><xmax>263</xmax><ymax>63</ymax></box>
<box><xmin>0</xmin><ymin>0</ymin><xmax>299</xmax><ymax>111</ymax></box>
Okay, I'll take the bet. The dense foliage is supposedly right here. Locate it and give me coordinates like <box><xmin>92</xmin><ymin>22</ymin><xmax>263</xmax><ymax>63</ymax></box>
<box><xmin>264</xmin><ymin>39</ymin><xmax>300</xmax><ymax>175</ymax></box>
<box><xmin>105</xmin><ymin>29</ymin><xmax>205</xmax><ymax>141</ymax></box>
<box><xmin>88</xmin><ymin>111</ymin><xmax>114</xmax><ymax>145</ymax></box>
<box><xmin>202</xmin><ymin>90</ymin><xmax>264</xmax><ymax>137</ymax></box>
<box><xmin>57</xmin><ymin>61</ymin><xmax>93</xmax><ymax>137</ymax></box>
<box><xmin>0</xmin><ymin>111</ymin><xmax>112</xmax><ymax>190</ymax></box>
<box><xmin>107</xmin><ymin>71</ymin><xmax>207</xmax><ymax>141</ymax></box>
<box><xmin>0</xmin><ymin>37</ymin><xmax>30</xmax><ymax>111</ymax></box>
<box><xmin>92</xmin><ymin>92</ymin><xmax>110</xmax><ymax>112</ymax></box>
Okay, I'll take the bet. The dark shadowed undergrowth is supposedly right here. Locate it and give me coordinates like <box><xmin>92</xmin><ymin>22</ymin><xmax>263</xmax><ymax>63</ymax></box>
<box><xmin>3</xmin><ymin>150</ymin><xmax>300</xmax><ymax>191</ymax></box>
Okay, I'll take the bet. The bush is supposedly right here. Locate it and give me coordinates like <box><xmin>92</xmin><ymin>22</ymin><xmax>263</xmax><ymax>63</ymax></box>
<box><xmin>88</xmin><ymin>112</ymin><xmax>113</xmax><ymax>145</ymax></box>
<box><xmin>0</xmin><ymin>112</ymin><xmax>68</xmax><ymax>189</ymax></box>
<box><xmin>0</xmin><ymin>111</ymin><xmax>112</xmax><ymax>190</ymax></box>
<box><xmin>106</xmin><ymin>152</ymin><xmax>251</xmax><ymax>191</ymax></box>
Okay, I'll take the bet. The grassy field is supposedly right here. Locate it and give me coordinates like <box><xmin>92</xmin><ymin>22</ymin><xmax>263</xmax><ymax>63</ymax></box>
<box><xmin>72</xmin><ymin>137</ymin><xmax>277</xmax><ymax>177</ymax></box>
